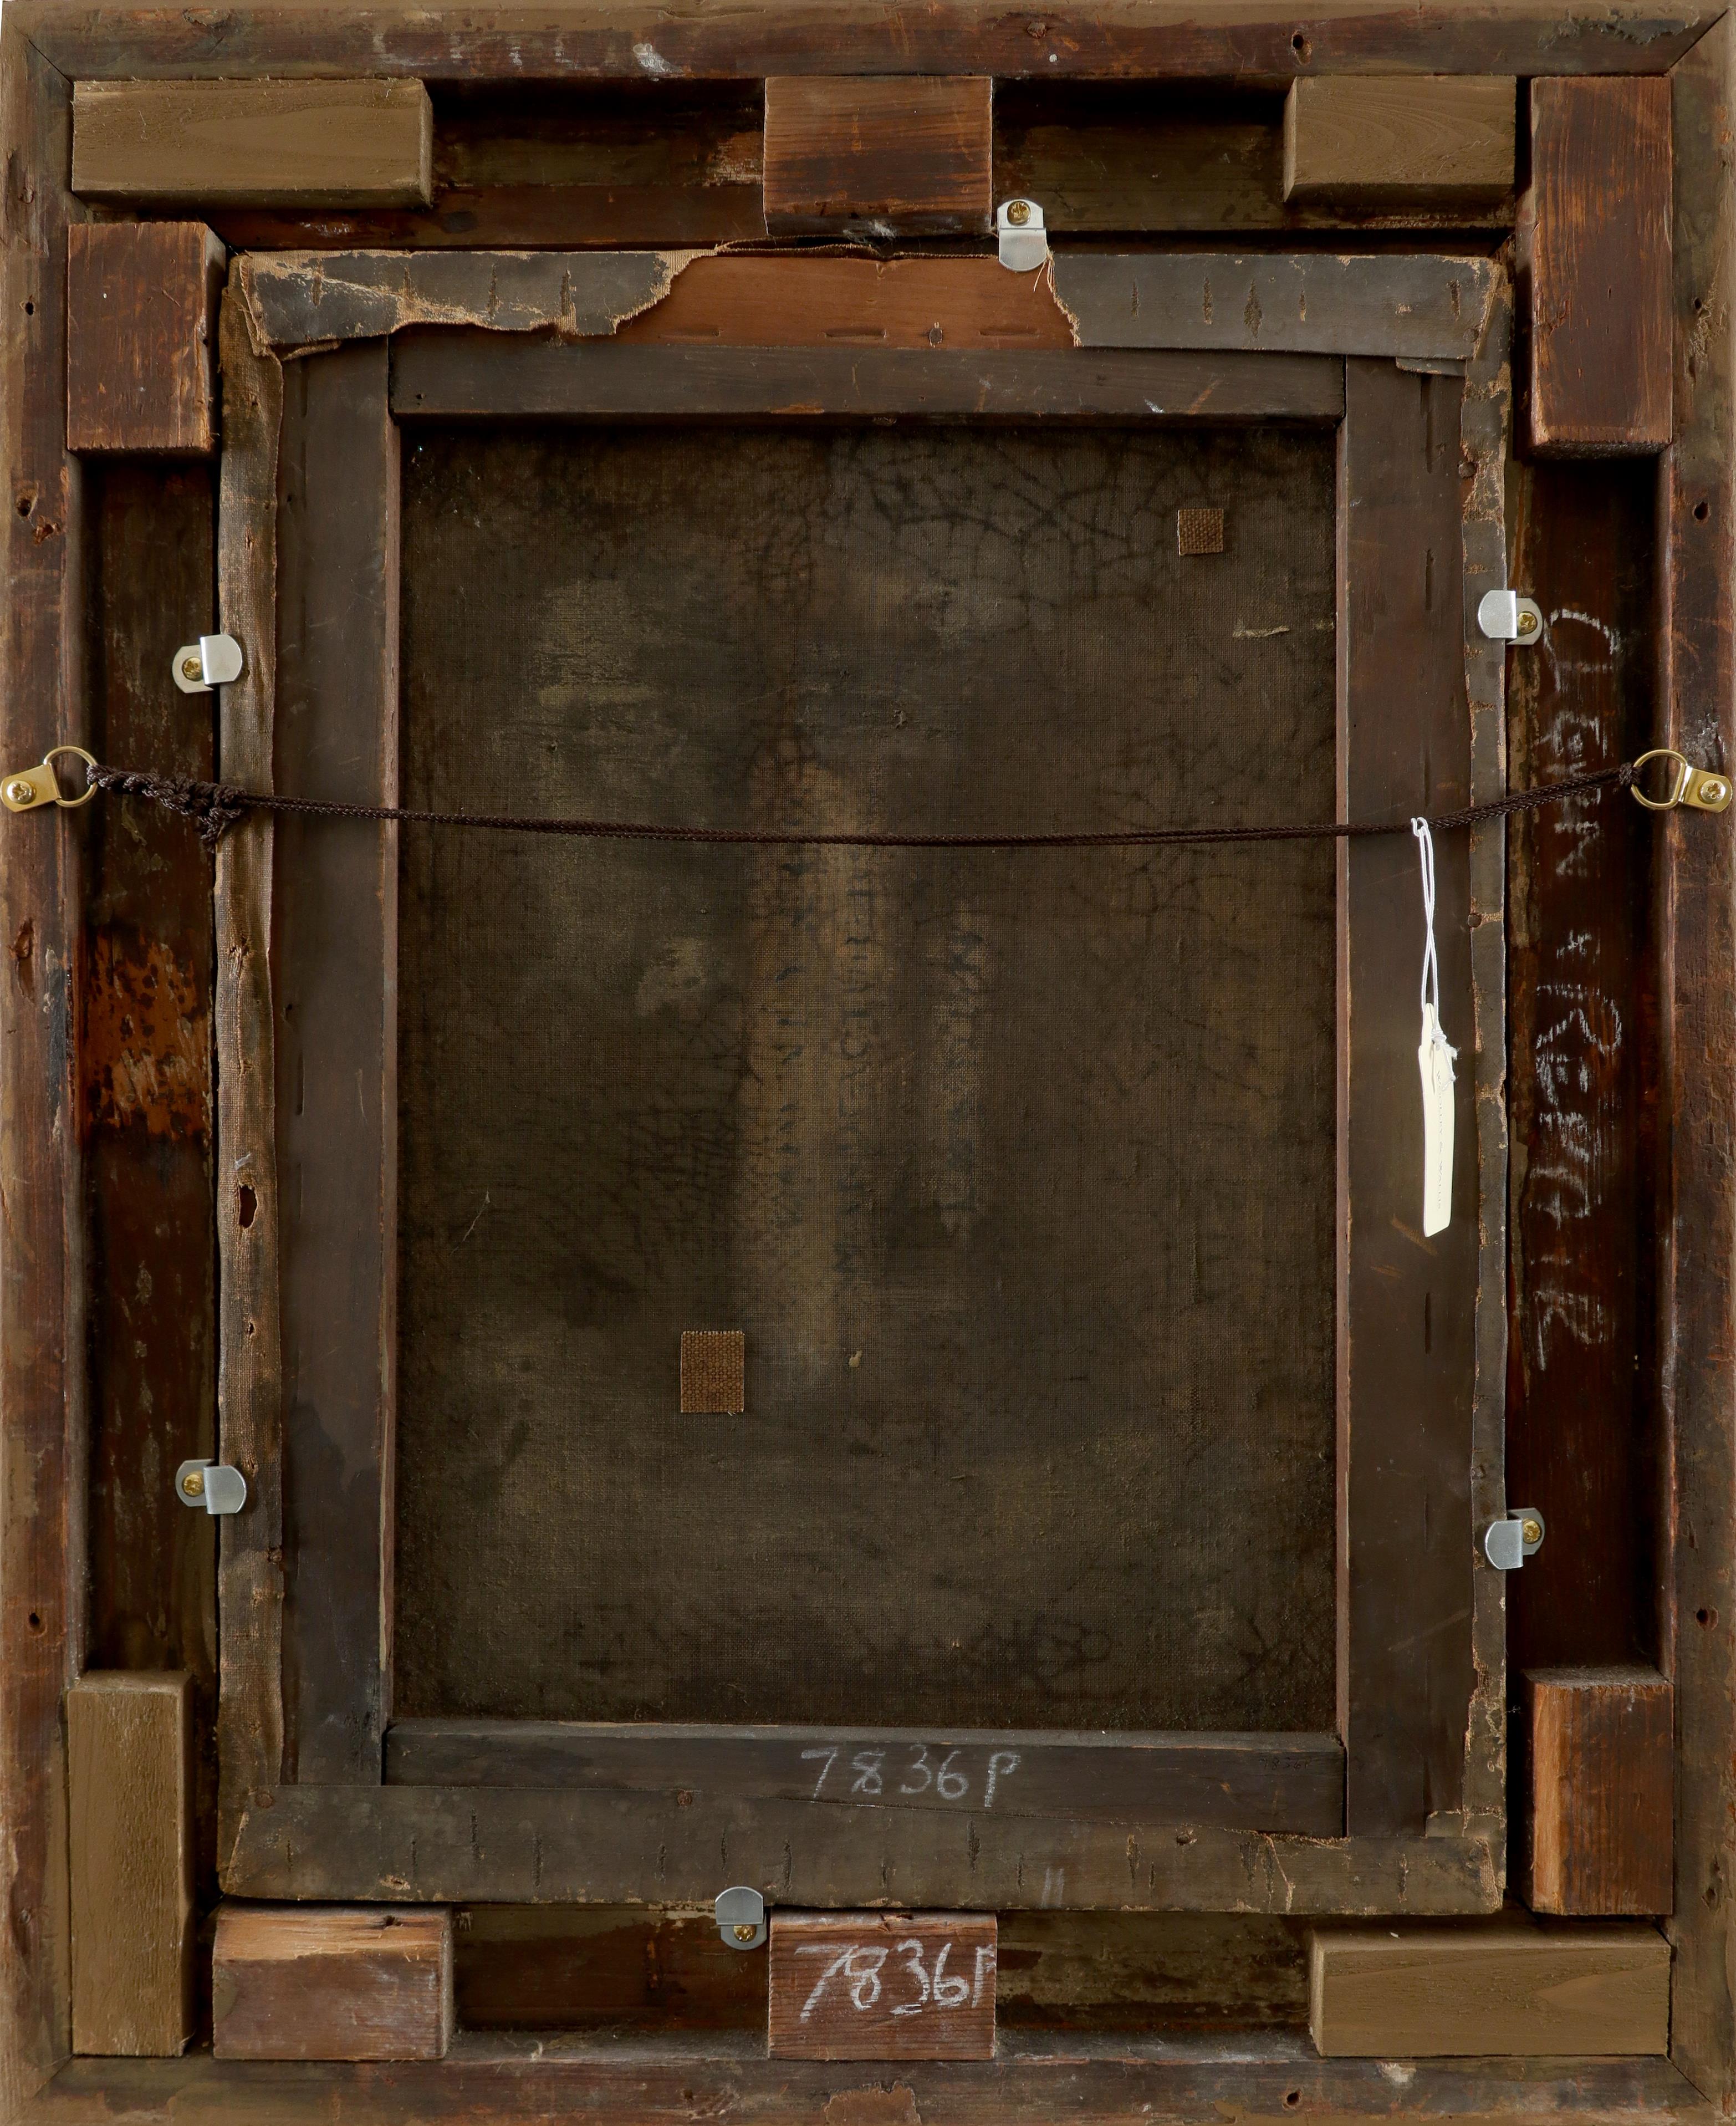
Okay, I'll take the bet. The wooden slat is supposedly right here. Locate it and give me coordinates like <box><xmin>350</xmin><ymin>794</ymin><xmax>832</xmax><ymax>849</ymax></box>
<box><xmin>1282</xmin><ymin>77</ymin><xmax>1515</xmax><ymax>206</ymax></box>
<box><xmin>1308</xmin><ymin>1920</ymin><xmax>1671</xmax><ymax>2057</ymax></box>
<box><xmin>220</xmin><ymin>1781</ymin><xmax>1499</xmax><ymax>1911</ymax></box>
<box><xmin>768</xmin><ymin>1913</ymin><xmax>996</xmax><ymax>2061</ymax></box>
<box><xmin>212</xmin><ymin>1906</ymin><xmax>451</xmax><ymax>2062</ymax></box>
<box><xmin>1337</xmin><ymin>360</ymin><xmax>1480</xmax><ymax>1834</ymax></box>
<box><xmin>390</xmin><ymin>338</ymin><xmax>1345</xmax><ymax>422</ymax></box>
<box><xmin>1520</xmin><ymin>1668</ymin><xmax>1673</xmax><ymax>1916</ymax></box>
<box><xmin>72</xmin><ymin>79</ymin><xmax>433</xmax><ymax>207</ymax></box>
<box><xmin>1523</xmin><ymin>77</ymin><xmax>1672</xmax><ymax>453</ymax></box>
<box><xmin>66</xmin><ymin>223</ymin><xmax>223</xmax><ymax>454</ymax></box>
<box><xmin>1052</xmin><ymin>251</ymin><xmax>1497</xmax><ymax>361</ymax></box>
<box><xmin>763</xmin><ymin>76</ymin><xmax>992</xmax><ymax>233</ymax></box>
<box><xmin>1665</xmin><ymin>19</ymin><xmax>1736</xmax><ymax>2109</ymax></box>
<box><xmin>68</xmin><ymin>1674</ymin><xmax>194</xmax><ymax>2057</ymax></box>
<box><xmin>32</xmin><ymin>2035</ymin><xmax>1719</xmax><ymax>2124</ymax></box>
<box><xmin>0</xmin><ymin>29</ymin><xmax>85</xmax><ymax>2112</ymax></box>
<box><xmin>385</xmin><ymin>1721</ymin><xmax>1346</xmax><ymax>1834</ymax></box>
<box><xmin>212</xmin><ymin>279</ymin><xmax>286</xmax><ymax>1847</ymax></box>
<box><xmin>274</xmin><ymin>340</ymin><xmax>399</xmax><ymax>1785</ymax></box>
<box><xmin>28</xmin><ymin>10</ymin><xmax>1718</xmax><ymax>83</ymax></box>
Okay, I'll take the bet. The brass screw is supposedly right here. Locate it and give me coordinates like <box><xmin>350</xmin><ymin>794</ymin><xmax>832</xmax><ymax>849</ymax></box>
<box><xmin>181</xmin><ymin>1467</ymin><xmax>206</xmax><ymax>1498</ymax></box>
<box><xmin>1005</xmin><ymin>199</ymin><xmax>1032</xmax><ymax>226</ymax></box>
<box><xmin>1520</xmin><ymin>1516</ymin><xmax>1543</xmax><ymax>1545</ymax></box>
<box><xmin>1516</xmin><ymin>609</ymin><xmax>1539</xmax><ymax>638</ymax></box>
<box><xmin>181</xmin><ymin>654</ymin><xmax>202</xmax><ymax>680</ymax></box>
<box><xmin>733</xmin><ymin>1923</ymin><xmax>757</xmax><ymax>1943</ymax></box>
<box><xmin>6</xmin><ymin>779</ymin><xmax>34</xmax><ymax>805</ymax></box>
<box><xmin>1704</xmin><ymin>779</ymin><xmax>1727</xmax><ymax>803</ymax></box>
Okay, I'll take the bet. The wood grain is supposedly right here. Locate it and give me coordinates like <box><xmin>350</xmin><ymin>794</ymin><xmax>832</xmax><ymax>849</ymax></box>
<box><xmin>212</xmin><ymin>1906</ymin><xmax>451</xmax><ymax>2062</ymax></box>
<box><xmin>1337</xmin><ymin>360</ymin><xmax>1479</xmax><ymax>1834</ymax></box>
<box><xmin>274</xmin><ymin>341</ymin><xmax>399</xmax><ymax>1785</ymax></box>
<box><xmin>72</xmin><ymin>79</ymin><xmax>433</xmax><ymax>207</ymax></box>
<box><xmin>1658</xmin><ymin>28</ymin><xmax>1736</xmax><ymax>2103</ymax></box>
<box><xmin>1523</xmin><ymin>77</ymin><xmax>1672</xmax><ymax>453</ymax></box>
<box><xmin>390</xmin><ymin>339</ymin><xmax>1346</xmax><ymax>422</ymax></box>
<box><xmin>386</xmin><ymin>1721</ymin><xmax>1345</xmax><ymax>1834</ymax></box>
<box><xmin>25</xmin><ymin>8</ymin><xmax>1717</xmax><ymax>84</ymax></box>
<box><xmin>763</xmin><ymin>77</ymin><xmax>992</xmax><ymax>234</ymax></box>
<box><xmin>66</xmin><ymin>223</ymin><xmax>223</xmax><ymax>455</ymax></box>
<box><xmin>213</xmin><ymin>278</ymin><xmax>286</xmax><ymax>1857</ymax></box>
<box><xmin>68</xmin><ymin>1674</ymin><xmax>193</xmax><ymax>2057</ymax></box>
<box><xmin>768</xmin><ymin>1913</ymin><xmax>995</xmax><ymax>2061</ymax></box>
<box><xmin>1308</xmin><ymin>1919</ymin><xmax>1671</xmax><ymax>2057</ymax></box>
<box><xmin>1521</xmin><ymin>1667</ymin><xmax>1673</xmax><ymax>1916</ymax></box>
<box><xmin>221</xmin><ymin>1781</ymin><xmax>1500</xmax><ymax>1912</ymax></box>
<box><xmin>0</xmin><ymin>28</ymin><xmax>84</xmax><ymax>2117</ymax></box>
<box><xmin>1504</xmin><ymin>461</ymin><xmax>1659</xmax><ymax>1673</ymax></box>
<box><xmin>1283</xmin><ymin>77</ymin><xmax>1515</xmax><ymax>206</ymax></box>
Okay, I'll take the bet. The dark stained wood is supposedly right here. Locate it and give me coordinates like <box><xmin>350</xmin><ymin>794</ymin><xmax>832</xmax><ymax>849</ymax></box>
<box><xmin>1052</xmin><ymin>252</ymin><xmax>1498</xmax><ymax>362</ymax></box>
<box><xmin>212</xmin><ymin>1905</ymin><xmax>451</xmax><ymax>2062</ymax></box>
<box><xmin>1504</xmin><ymin>459</ymin><xmax>1659</xmax><ymax>1672</ymax></box>
<box><xmin>72</xmin><ymin>80</ymin><xmax>433</xmax><ymax>207</ymax></box>
<box><xmin>221</xmin><ymin>1782</ymin><xmax>1500</xmax><ymax>1910</ymax></box>
<box><xmin>1337</xmin><ymin>360</ymin><xmax>1479</xmax><ymax>1836</ymax></box>
<box><xmin>1523</xmin><ymin>77</ymin><xmax>1673</xmax><ymax>454</ymax></box>
<box><xmin>66</xmin><ymin>223</ymin><xmax>223</xmax><ymax>455</ymax></box>
<box><xmin>67</xmin><ymin>1674</ymin><xmax>194</xmax><ymax>2058</ymax></box>
<box><xmin>1283</xmin><ymin>77</ymin><xmax>1515</xmax><ymax>206</ymax></box>
<box><xmin>185</xmin><ymin>188</ymin><xmax>767</xmax><ymax>253</ymax></box>
<box><xmin>390</xmin><ymin>338</ymin><xmax>1346</xmax><ymax>421</ymax></box>
<box><xmin>385</xmin><ymin>1722</ymin><xmax>1346</xmax><ymax>1834</ymax></box>
<box><xmin>29</xmin><ymin>2035</ymin><xmax>1720</xmax><ymax>2126</ymax></box>
<box><xmin>82</xmin><ymin>460</ymin><xmax>218</xmax><ymax>1931</ymax></box>
<box><xmin>1520</xmin><ymin>1666</ymin><xmax>1673</xmax><ymax>1916</ymax></box>
<box><xmin>21</xmin><ymin>6</ymin><xmax>1716</xmax><ymax>84</ymax></box>
<box><xmin>455</xmin><ymin>1906</ymin><xmax>769</xmax><ymax>2032</ymax></box>
<box><xmin>768</xmin><ymin>1912</ymin><xmax>996</xmax><ymax>2061</ymax></box>
<box><xmin>0</xmin><ymin>27</ymin><xmax>84</xmax><ymax>2115</ymax></box>
<box><xmin>274</xmin><ymin>341</ymin><xmax>399</xmax><ymax>1785</ymax></box>
<box><xmin>212</xmin><ymin>283</ymin><xmax>286</xmax><ymax>1850</ymax></box>
<box><xmin>1309</xmin><ymin>1919</ymin><xmax>1672</xmax><ymax>2057</ymax></box>
<box><xmin>996</xmin><ymin>85</ymin><xmax>1515</xmax><ymax>236</ymax></box>
<box><xmin>1662</xmin><ymin>20</ymin><xmax>1736</xmax><ymax>2110</ymax></box>
<box><xmin>763</xmin><ymin>77</ymin><xmax>992</xmax><ymax>234</ymax></box>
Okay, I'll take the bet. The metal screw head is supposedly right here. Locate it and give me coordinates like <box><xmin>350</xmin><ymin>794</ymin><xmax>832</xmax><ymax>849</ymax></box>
<box><xmin>181</xmin><ymin>653</ymin><xmax>202</xmax><ymax>680</ymax></box>
<box><xmin>1705</xmin><ymin>779</ymin><xmax>1728</xmax><ymax>803</ymax></box>
<box><xmin>1005</xmin><ymin>198</ymin><xmax>1032</xmax><ymax>226</ymax></box>
<box><xmin>732</xmin><ymin>1923</ymin><xmax>757</xmax><ymax>1943</ymax></box>
<box><xmin>181</xmin><ymin>1467</ymin><xmax>206</xmax><ymax>1498</ymax></box>
<box><xmin>1516</xmin><ymin>609</ymin><xmax>1539</xmax><ymax>637</ymax></box>
<box><xmin>6</xmin><ymin>779</ymin><xmax>34</xmax><ymax>805</ymax></box>
<box><xmin>1521</xmin><ymin>1516</ymin><xmax>1543</xmax><ymax>1544</ymax></box>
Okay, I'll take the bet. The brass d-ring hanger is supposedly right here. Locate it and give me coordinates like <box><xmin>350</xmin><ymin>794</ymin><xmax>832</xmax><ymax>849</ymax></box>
<box><xmin>0</xmin><ymin>746</ymin><xmax>99</xmax><ymax>814</ymax></box>
<box><xmin>1632</xmin><ymin>747</ymin><xmax>1734</xmax><ymax>813</ymax></box>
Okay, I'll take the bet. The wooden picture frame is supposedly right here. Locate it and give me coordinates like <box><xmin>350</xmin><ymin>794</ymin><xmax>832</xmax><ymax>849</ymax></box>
<box><xmin>2</xmin><ymin>5</ymin><xmax>1731</xmax><ymax>2120</ymax></box>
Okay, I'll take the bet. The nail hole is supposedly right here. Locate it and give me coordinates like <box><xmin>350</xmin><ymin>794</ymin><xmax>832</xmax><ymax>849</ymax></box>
<box><xmin>237</xmin><ymin>1184</ymin><xmax>257</xmax><ymax>1229</ymax></box>
<box><xmin>1284</xmin><ymin>2092</ymin><xmax>1303</xmax><ymax>2110</ymax></box>
<box><xmin>26</xmin><ymin>1612</ymin><xmax>43</xmax><ymax>1634</ymax></box>
<box><xmin>1291</xmin><ymin>29</ymin><xmax>1312</xmax><ymax>60</ymax></box>
<box><xmin>15</xmin><ymin>493</ymin><xmax>32</xmax><ymax>518</ymax></box>
<box><xmin>1696</xmin><ymin>499</ymin><xmax>1712</xmax><ymax>522</ymax></box>
<box><xmin>23</xmin><ymin>300</ymin><xmax>33</xmax><ymax>317</ymax></box>
<box><xmin>1699</xmin><ymin>1606</ymin><xmax>1717</xmax><ymax>1627</ymax></box>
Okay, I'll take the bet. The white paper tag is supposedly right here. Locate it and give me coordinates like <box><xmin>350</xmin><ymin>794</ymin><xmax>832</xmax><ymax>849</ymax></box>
<box><xmin>1418</xmin><ymin>1001</ymin><xmax>1456</xmax><ymax>1238</ymax></box>
<box><xmin>1411</xmin><ymin>818</ymin><xmax>1458</xmax><ymax>1238</ymax></box>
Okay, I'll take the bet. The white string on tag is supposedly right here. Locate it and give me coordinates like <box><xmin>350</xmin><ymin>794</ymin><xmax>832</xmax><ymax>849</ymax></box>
<box><xmin>1411</xmin><ymin>817</ymin><xmax>1458</xmax><ymax>1238</ymax></box>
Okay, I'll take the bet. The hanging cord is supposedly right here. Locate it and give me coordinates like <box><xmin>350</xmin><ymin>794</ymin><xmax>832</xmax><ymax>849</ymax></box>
<box><xmin>1411</xmin><ymin>816</ymin><xmax>1458</xmax><ymax>1238</ymax></box>
<box><xmin>78</xmin><ymin>758</ymin><xmax>1640</xmax><ymax>854</ymax></box>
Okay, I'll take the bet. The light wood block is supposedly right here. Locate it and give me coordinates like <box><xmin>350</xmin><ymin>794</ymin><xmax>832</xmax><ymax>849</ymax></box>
<box><xmin>213</xmin><ymin>1905</ymin><xmax>453</xmax><ymax>2061</ymax></box>
<box><xmin>67</xmin><ymin>222</ymin><xmax>224</xmax><ymax>455</ymax></box>
<box><xmin>72</xmin><ymin>79</ymin><xmax>433</xmax><ymax>207</ymax></box>
<box><xmin>763</xmin><ymin>77</ymin><xmax>992</xmax><ymax>234</ymax></box>
<box><xmin>1308</xmin><ymin>1920</ymin><xmax>1670</xmax><ymax>2057</ymax></box>
<box><xmin>1523</xmin><ymin>76</ymin><xmax>1672</xmax><ymax>453</ymax></box>
<box><xmin>768</xmin><ymin>1911</ymin><xmax>996</xmax><ymax>2061</ymax></box>
<box><xmin>69</xmin><ymin>1671</ymin><xmax>195</xmax><ymax>2056</ymax></box>
<box><xmin>1283</xmin><ymin>75</ymin><xmax>1515</xmax><ymax>205</ymax></box>
<box><xmin>1522</xmin><ymin>1666</ymin><xmax>1673</xmax><ymax>1915</ymax></box>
